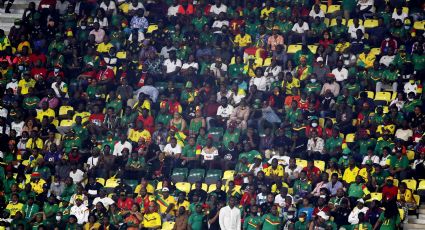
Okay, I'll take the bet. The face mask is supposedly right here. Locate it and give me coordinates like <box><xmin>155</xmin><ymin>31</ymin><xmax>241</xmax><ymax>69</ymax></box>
<box><xmin>15</xmin><ymin>25</ymin><xmax>20</xmax><ymax>29</ymax></box>
<box><xmin>54</xmin><ymin>68</ymin><xmax>60</xmax><ymax>73</ymax></box>
<box><xmin>287</xmin><ymin>215</ymin><xmax>294</xmax><ymax>219</ymax></box>
<box><xmin>56</xmin><ymin>215</ymin><xmax>62</xmax><ymax>221</ymax></box>
<box><xmin>54</xmin><ymin>182</ymin><xmax>60</xmax><ymax>186</ymax></box>
<box><xmin>80</xmin><ymin>26</ymin><xmax>86</xmax><ymax>30</ymax></box>
<box><xmin>312</xmin><ymin>123</ymin><xmax>318</xmax><ymax>128</ymax></box>
<box><xmin>121</xmin><ymin>23</ymin><xmax>127</xmax><ymax>28</ymax></box>
<box><xmin>404</xmin><ymin>26</ymin><xmax>410</xmax><ymax>30</ymax></box>
<box><xmin>299</xmin><ymin>217</ymin><xmax>305</xmax><ymax>222</ymax></box>
<box><xmin>18</xmin><ymin>66</ymin><xmax>24</xmax><ymax>71</ymax></box>
<box><xmin>343</xmin><ymin>155</ymin><xmax>348</xmax><ymax>159</ymax></box>
<box><xmin>11</xmin><ymin>78</ymin><xmax>17</xmax><ymax>82</ymax></box>
<box><xmin>408</xmin><ymin>97</ymin><xmax>414</xmax><ymax>101</ymax></box>
<box><xmin>310</xmin><ymin>79</ymin><xmax>317</xmax><ymax>83</ymax></box>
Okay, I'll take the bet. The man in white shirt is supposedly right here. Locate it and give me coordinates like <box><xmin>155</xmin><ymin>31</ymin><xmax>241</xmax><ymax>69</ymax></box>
<box><xmin>348</xmin><ymin>199</ymin><xmax>369</xmax><ymax>224</ymax></box>
<box><xmin>348</xmin><ymin>18</ymin><xmax>365</xmax><ymax>39</ymax></box>
<box><xmin>404</xmin><ymin>78</ymin><xmax>418</xmax><ymax>96</ymax></box>
<box><xmin>309</xmin><ymin>4</ymin><xmax>325</xmax><ymax>19</ymax></box>
<box><xmin>100</xmin><ymin>0</ymin><xmax>117</xmax><ymax>15</ymax></box>
<box><xmin>379</xmin><ymin>48</ymin><xmax>395</xmax><ymax>67</ymax></box>
<box><xmin>290</xmin><ymin>18</ymin><xmax>309</xmax><ymax>43</ymax></box>
<box><xmin>86</xmin><ymin>148</ymin><xmax>100</xmax><ymax>171</ymax></box>
<box><xmin>392</xmin><ymin>7</ymin><xmax>407</xmax><ymax>21</ymax></box>
<box><xmin>307</xmin><ymin>131</ymin><xmax>325</xmax><ymax>157</ymax></box>
<box><xmin>51</xmin><ymin>77</ymin><xmax>69</xmax><ymax>98</ymax></box>
<box><xmin>70</xmin><ymin>198</ymin><xmax>89</xmax><ymax>225</ymax></box>
<box><xmin>163</xmin><ymin>137</ymin><xmax>182</xmax><ymax>158</ymax></box>
<box><xmin>219</xmin><ymin>196</ymin><xmax>241</xmax><ymax>230</ymax></box>
<box><xmin>209</xmin><ymin>0</ymin><xmax>227</xmax><ymax>18</ymax></box>
<box><xmin>113</xmin><ymin>133</ymin><xmax>133</xmax><ymax>156</ymax></box>
<box><xmin>216</xmin><ymin>97</ymin><xmax>234</xmax><ymax>123</ymax></box>
<box><xmin>210</xmin><ymin>57</ymin><xmax>228</xmax><ymax>80</ymax></box>
<box><xmin>167</xmin><ymin>0</ymin><xmax>180</xmax><ymax>17</ymax></box>
<box><xmin>92</xmin><ymin>189</ymin><xmax>115</xmax><ymax>209</ymax></box>
<box><xmin>331</xmin><ymin>61</ymin><xmax>348</xmax><ymax>82</ymax></box>
<box><xmin>163</xmin><ymin>50</ymin><xmax>182</xmax><ymax>78</ymax></box>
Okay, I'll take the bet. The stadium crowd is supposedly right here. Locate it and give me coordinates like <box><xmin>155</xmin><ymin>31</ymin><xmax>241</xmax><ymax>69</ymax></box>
<box><xmin>0</xmin><ymin>0</ymin><xmax>424</xmax><ymax>229</ymax></box>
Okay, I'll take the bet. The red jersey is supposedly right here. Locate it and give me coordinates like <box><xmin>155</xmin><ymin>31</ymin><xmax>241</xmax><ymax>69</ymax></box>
<box><xmin>382</xmin><ymin>185</ymin><xmax>398</xmax><ymax>201</ymax></box>
<box><xmin>89</xmin><ymin>113</ymin><xmax>105</xmax><ymax>126</ymax></box>
<box><xmin>137</xmin><ymin>115</ymin><xmax>155</xmax><ymax>134</ymax></box>
<box><xmin>117</xmin><ymin>198</ymin><xmax>134</xmax><ymax>211</ymax></box>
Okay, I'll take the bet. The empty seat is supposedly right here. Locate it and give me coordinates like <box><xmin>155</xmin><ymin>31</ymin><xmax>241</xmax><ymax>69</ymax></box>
<box><xmin>205</xmin><ymin>169</ymin><xmax>223</xmax><ymax>185</ymax></box>
<box><xmin>171</xmin><ymin>168</ymin><xmax>188</xmax><ymax>183</ymax></box>
<box><xmin>187</xmin><ymin>168</ymin><xmax>205</xmax><ymax>183</ymax></box>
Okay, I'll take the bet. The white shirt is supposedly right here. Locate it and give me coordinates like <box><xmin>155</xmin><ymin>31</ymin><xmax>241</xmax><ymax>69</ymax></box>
<box><xmin>380</xmin><ymin>155</ymin><xmax>391</xmax><ymax>167</ymax></box>
<box><xmin>129</xmin><ymin>2</ymin><xmax>145</xmax><ymax>12</ymax></box>
<box><xmin>163</xmin><ymin>59</ymin><xmax>182</xmax><ymax>74</ymax></box>
<box><xmin>11</xmin><ymin>121</ymin><xmax>24</xmax><ymax>137</ymax></box>
<box><xmin>167</xmin><ymin>5</ymin><xmax>180</xmax><ymax>16</ymax></box>
<box><xmin>268</xmin><ymin>155</ymin><xmax>290</xmax><ymax>166</ymax></box>
<box><xmin>51</xmin><ymin>81</ymin><xmax>69</xmax><ymax>98</ymax></box>
<box><xmin>69</xmin><ymin>169</ymin><xmax>85</xmax><ymax>184</ymax></box>
<box><xmin>332</xmin><ymin>67</ymin><xmax>349</xmax><ymax>82</ymax></box>
<box><xmin>70</xmin><ymin>204</ymin><xmax>89</xmax><ymax>225</ymax></box>
<box><xmin>379</xmin><ymin>55</ymin><xmax>395</xmax><ymax>67</ymax></box>
<box><xmin>219</xmin><ymin>206</ymin><xmax>241</xmax><ymax>230</ymax></box>
<box><xmin>182</xmin><ymin>62</ymin><xmax>199</xmax><ymax>70</ymax></box>
<box><xmin>113</xmin><ymin>141</ymin><xmax>133</xmax><ymax>156</ymax></box>
<box><xmin>100</xmin><ymin>1</ymin><xmax>117</xmax><ymax>15</ymax></box>
<box><xmin>92</xmin><ymin>196</ymin><xmax>115</xmax><ymax>209</ymax></box>
<box><xmin>307</xmin><ymin>137</ymin><xmax>325</xmax><ymax>153</ymax></box>
<box><xmin>348</xmin><ymin>206</ymin><xmax>369</xmax><ymax>224</ymax></box>
<box><xmin>0</xmin><ymin>107</ymin><xmax>8</xmax><ymax>118</ymax></box>
<box><xmin>212</xmin><ymin>20</ymin><xmax>229</xmax><ymax>33</ymax></box>
<box><xmin>285</xmin><ymin>165</ymin><xmax>303</xmax><ymax>180</ymax></box>
<box><xmin>6</xmin><ymin>81</ymin><xmax>18</xmax><ymax>94</ymax></box>
<box><xmin>348</xmin><ymin>25</ymin><xmax>365</xmax><ymax>39</ymax></box>
<box><xmin>217</xmin><ymin>105</ymin><xmax>234</xmax><ymax>118</ymax></box>
<box><xmin>136</xmin><ymin>85</ymin><xmax>159</xmax><ymax>103</ymax></box>
<box><xmin>86</xmin><ymin>156</ymin><xmax>99</xmax><ymax>170</ymax></box>
<box><xmin>201</xmin><ymin>147</ymin><xmax>219</xmax><ymax>161</ymax></box>
<box><xmin>309</xmin><ymin>9</ymin><xmax>325</xmax><ymax>18</ymax></box>
<box><xmin>264</xmin><ymin>65</ymin><xmax>282</xmax><ymax>79</ymax></box>
<box><xmin>392</xmin><ymin>12</ymin><xmax>407</xmax><ymax>21</ymax></box>
<box><xmin>395</xmin><ymin>128</ymin><xmax>413</xmax><ymax>142</ymax></box>
<box><xmin>250</xmin><ymin>76</ymin><xmax>270</xmax><ymax>91</ymax></box>
<box><xmin>163</xmin><ymin>143</ymin><xmax>182</xmax><ymax>156</ymax></box>
<box><xmin>292</xmin><ymin>22</ymin><xmax>309</xmax><ymax>33</ymax></box>
<box><xmin>357</xmin><ymin>0</ymin><xmax>374</xmax><ymax>11</ymax></box>
<box><xmin>210</xmin><ymin>63</ymin><xmax>228</xmax><ymax>78</ymax></box>
<box><xmin>210</xmin><ymin>4</ymin><xmax>227</xmax><ymax>15</ymax></box>
<box><xmin>362</xmin><ymin>155</ymin><xmax>380</xmax><ymax>165</ymax></box>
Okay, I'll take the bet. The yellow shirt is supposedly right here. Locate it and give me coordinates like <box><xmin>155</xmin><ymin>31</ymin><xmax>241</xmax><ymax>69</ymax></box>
<box><xmin>260</xmin><ymin>7</ymin><xmax>275</xmax><ymax>19</ymax></box>
<box><xmin>134</xmin><ymin>184</ymin><xmax>155</xmax><ymax>195</ymax></box>
<box><xmin>59</xmin><ymin>105</ymin><xmax>74</xmax><ymax>116</ymax></box>
<box><xmin>128</xmin><ymin>128</ymin><xmax>151</xmax><ymax>143</ymax></box>
<box><xmin>30</xmin><ymin>178</ymin><xmax>46</xmax><ymax>194</ymax></box>
<box><xmin>6</xmin><ymin>202</ymin><xmax>24</xmax><ymax>216</ymax></box>
<box><xmin>142</xmin><ymin>212</ymin><xmax>161</xmax><ymax>228</ymax></box>
<box><xmin>176</xmin><ymin>200</ymin><xmax>190</xmax><ymax>211</ymax></box>
<box><xmin>325</xmin><ymin>169</ymin><xmax>341</xmax><ymax>180</ymax></box>
<box><xmin>281</xmin><ymin>78</ymin><xmax>301</xmax><ymax>95</ymax></box>
<box><xmin>234</xmin><ymin>34</ymin><xmax>252</xmax><ymax>47</ymax></box>
<box><xmin>18</xmin><ymin>79</ymin><xmax>36</xmax><ymax>95</ymax></box>
<box><xmin>36</xmin><ymin>108</ymin><xmax>56</xmax><ymax>121</ymax></box>
<box><xmin>263</xmin><ymin>165</ymin><xmax>284</xmax><ymax>177</ymax></box>
<box><xmin>73</xmin><ymin>111</ymin><xmax>91</xmax><ymax>124</ymax></box>
<box><xmin>157</xmin><ymin>195</ymin><xmax>176</xmax><ymax>215</ymax></box>
<box><xmin>0</xmin><ymin>37</ymin><xmax>11</xmax><ymax>51</ymax></box>
<box><xmin>26</xmin><ymin>138</ymin><xmax>44</xmax><ymax>150</ymax></box>
<box><xmin>342</xmin><ymin>166</ymin><xmax>360</xmax><ymax>184</ymax></box>
<box><xmin>96</xmin><ymin>42</ymin><xmax>113</xmax><ymax>53</ymax></box>
<box><xmin>17</xmin><ymin>41</ymin><xmax>32</xmax><ymax>53</ymax></box>
<box><xmin>358</xmin><ymin>168</ymin><xmax>375</xmax><ymax>182</ymax></box>
<box><xmin>397</xmin><ymin>189</ymin><xmax>414</xmax><ymax>203</ymax></box>
<box><xmin>357</xmin><ymin>53</ymin><xmax>376</xmax><ymax>68</ymax></box>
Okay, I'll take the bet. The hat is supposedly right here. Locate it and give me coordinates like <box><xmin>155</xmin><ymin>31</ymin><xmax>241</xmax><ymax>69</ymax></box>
<box><xmin>386</xmin><ymin>176</ymin><xmax>394</xmax><ymax>181</ymax></box>
<box><xmin>357</xmin><ymin>198</ymin><xmax>365</xmax><ymax>204</ymax></box>
<box><xmin>365</xmin><ymin>160</ymin><xmax>372</xmax><ymax>165</ymax></box>
<box><xmin>254</xmin><ymin>155</ymin><xmax>262</xmax><ymax>160</ymax></box>
<box><xmin>75</xmin><ymin>195</ymin><xmax>83</xmax><ymax>200</ymax></box>
<box><xmin>399</xmin><ymin>45</ymin><xmax>406</xmax><ymax>51</ymax></box>
<box><xmin>342</xmin><ymin>148</ymin><xmax>351</xmax><ymax>155</ymax></box>
<box><xmin>317</xmin><ymin>211</ymin><xmax>329</xmax><ymax>221</ymax></box>
<box><xmin>272</xmin><ymin>25</ymin><xmax>280</xmax><ymax>30</ymax></box>
<box><xmin>162</xmin><ymin>187</ymin><xmax>170</xmax><ymax>192</ymax></box>
<box><xmin>185</xmin><ymin>81</ymin><xmax>193</xmax><ymax>88</ymax></box>
<box><xmin>87</xmin><ymin>62</ymin><xmax>94</xmax><ymax>66</ymax></box>
<box><xmin>316</xmin><ymin>57</ymin><xmax>324</xmax><ymax>62</ymax></box>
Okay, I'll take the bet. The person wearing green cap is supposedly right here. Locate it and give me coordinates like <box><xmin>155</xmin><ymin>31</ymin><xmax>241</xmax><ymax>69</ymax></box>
<box><xmin>338</xmin><ymin>148</ymin><xmax>351</xmax><ymax>168</ymax></box>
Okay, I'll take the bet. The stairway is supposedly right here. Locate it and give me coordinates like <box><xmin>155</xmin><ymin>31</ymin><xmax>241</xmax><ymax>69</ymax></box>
<box><xmin>405</xmin><ymin>205</ymin><xmax>425</xmax><ymax>229</ymax></box>
<box><xmin>0</xmin><ymin>0</ymin><xmax>40</xmax><ymax>35</ymax></box>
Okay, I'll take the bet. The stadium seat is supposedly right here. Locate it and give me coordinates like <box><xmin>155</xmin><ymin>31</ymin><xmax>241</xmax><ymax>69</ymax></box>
<box><xmin>418</xmin><ymin>180</ymin><xmax>425</xmax><ymax>191</ymax></box>
<box><xmin>124</xmin><ymin>179</ymin><xmax>139</xmax><ymax>191</ymax></box>
<box><xmin>187</xmin><ymin>168</ymin><xmax>205</xmax><ymax>183</ymax></box>
<box><xmin>364</xmin><ymin>19</ymin><xmax>379</xmax><ymax>28</ymax></box>
<box><xmin>370</xmin><ymin>48</ymin><xmax>381</xmax><ymax>56</ymax></box>
<box><xmin>319</xmin><ymin>118</ymin><xmax>325</xmax><ymax>128</ymax></box>
<box><xmin>402</xmin><ymin>179</ymin><xmax>417</xmax><ymax>191</ymax></box>
<box><xmin>59</xmin><ymin>119</ymin><xmax>74</xmax><ymax>127</ymax></box>
<box><xmin>263</xmin><ymin>57</ymin><xmax>272</xmax><ymax>66</ymax></box>
<box><xmin>205</xmin><ymin>169</ymin><xmax>223</xmax><ymax>185</ymax></box>
<box><xmin>406</xmin><ymin>150</ymin><xmax>415</xmax><ymax>161</ymax></box>
<box><xmin>171</xmin><ymin>168</ymin><xmax>188</xmax><ymax>183</ymax></box>
<box><xmin>225</xmin><ymin>185</ymin><xmax>241</xmax><ymax>193</ymax></box>
<box><xmin>413</xmin><ymin>21</ymin><xmax>425</xmax><ymax>30</ymax></box>
<box><xmin>393</xmin><ymin>7</ymin><xmax>409</xmax><ymax>15</ymax></box>
<box><xmin>156</xmin><ymin>181</ymin><xmax>163</xmax><ymax>191</ymax></box>
<box><xmin>208</xmin><ymin>127</ymin><xmax>224</xmax><ymax>142</ymax></box>
<box><xmin>327</xmin><ymin>5</ymin><xmax>341</xmax><ymax>14</ymax></box>
<box><xmin>162</xmin><ymin>221</ymin><xmax>175</xmax><ymax>230</ymax></box>
<box><xmin>345</xmin><ymin>133</ymin><xmax>355</xmax><ymax>143</ymax></box>
<box><xmin>223</xmin><ymin>170</ymin><xmax>236</xmax><ymax>181</ymax></box>
<box><xmin>320</xmin><ymin>4</ymin><xmax>327</xmax><ymax>13</ymax></box>
<box><xmin>413</xmin><ymin>194</ymin><xmax>420</xmax><ymax>208</ymax></box>
<box><xmin>96</xmin><ymin>178</ymin><xmax>105</xmax><ymax>186</ymax></box>
<box><xmin>191</xmin><ymin>183</ymin><xmax>208</xmax><ymax>191</ymax></box>
<box><xmin>398</xmin><ymin>208</ymin><xmax>404</xmax><ymax>221</ymax></box>
<box><xmin>287</xmin><ymin>44</ymin><xmax>302</xmax><ymax>54</ymax></box>
<box><xmin>105</xmin><ymin>178</ymin><xmax>119</xmax><ymax>188</ymax></box>
<box><xmin>363</xmin><ymin>91</ymin><xmax>375</xmax><ymax>99</ymax></box>
<box><xmin>146</xmin><ymin>24</ymin><xmax>158</xmax><ymax>33</ymax></box>
<box><xmin>296</xmin><ymin>158</ymin><xmax>307</xmax><ymax>168</ymax></box>
<box><xmin>208</xmin><ymin>184</ymin><xmax>217</xmax><ymax>193</ymax></box>
<box><xmin>330</xmin><ymin>18</ymin><xmax>346</xmax><ymax>26</ymax></box>
<box><xmin>368</xmin><ymin>192</ymin><xmax>383</xmax><ymax>202</ymax></box>
<box><xmin>175</xmin><ymin>182</ymin><xmax>191</xmax><ymax>194</ymax></box>
<box><xmin>382</xmin><ymin>106</ymin><xmax>389</xmax><ymax>114</ymax></box>
<box><xmin>51</xmin><ymin>119</ymin><xmax>59</xmax><ymax>127</ymax></box>
<box><xmin>347</xmin><ymin>19</ymin><xmax>363</xmax><ymax>27</ymax></box>
<box><xmin>374</xmin><ymin>91</ymin><xmax>392</xmax><ymax>103</ymax></box>
<box><xmin>308</xmin><ymin>45</ymin><xmax>318</xmax><ymax>54</ymax></box>
<box><xmin>314</xmin><ymin>160</ymin><xmax>325</xmax><ymax>171</ymax></box>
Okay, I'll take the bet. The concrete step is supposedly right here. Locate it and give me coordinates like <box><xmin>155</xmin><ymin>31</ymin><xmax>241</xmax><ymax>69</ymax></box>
<box><xmin>418</xmin><ymin>209</ymin><xmax>425</xmax><ymax>214</ymax></box>
<box><xmin>409</xmin><ymin>218</ymin><xmax>425</xmax><ymax>224</ymax></box>
<box><xmin>402</xmin><ymin>223</ymin><xmax>425</xmax><ymax>229</ymax></box>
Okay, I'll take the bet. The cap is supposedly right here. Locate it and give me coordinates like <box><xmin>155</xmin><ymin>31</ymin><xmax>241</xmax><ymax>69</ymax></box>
<box><xmin>272</xmin><ymin>25</ymin><xmax>280</xmax><ymax>30</ymax></box>
<box><xmin>342</xmin><ymin>148</ymin><xmax>351</xmax><ymax>155</ymax></box>
<box><xmin>357</xmin><ymin>198</ymin><xmax>365</xmax><ymax>204</ymax></box>
<box><xmin>386</xmin><ymin>176</ymin><xmax>394</xmax><ymax>181</ymax></box>
<box><xmin>254</xmin><ymin>155</ymin><xmax>262</xmax><ymax>160</ymax></box>
<box><xmin>316</xmin><ymin>57</ymin><xmax>324</xmax><ymax>62</ymax></box>
<box><xmin>317</xmin><ymin>211</ymin><xmax>329</xmax><ymax>221</ymax></box>
<box><xmin>162</xmin><ymin>187</ymin><xmax>170</xmax><ymax>192</ymax></box>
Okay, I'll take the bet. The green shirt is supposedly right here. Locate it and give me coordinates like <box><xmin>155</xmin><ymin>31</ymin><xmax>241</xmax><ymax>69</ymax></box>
<box><xmin>192</xmin><ymin>16</ymin><xmax>208</xmax><ymax>31</ymax></box>
<box><xmin>182</xmin><ymin>145</ymin><xmax>198</xmax><ymax>158</ymax></box>
<box><xmin>286</xmin><ymin>109</ymin><xmax>302</xmax><ymax>123</ymax></box>
<box><xmin>378</xmin><ymin>212</ymin><xmax>400</xmax><ymax>230</ymax></box>
<box><xmin>325</xmin><ymin>137</ymin><xmax>343</xmax><ymax>153</ymax></box>
<box><xmin>261</xmin><ymin>213</ymin><xmax>280</xmax><ymax>230</ymax></box>
<box><xmin>228</xmin><ymin>63</ymin><xmax>244</xmax><ymax>79</ymax></box>
<box><xmin>304</xmin><ymin>82</ymin><xmax>321</xmax><ymax>95</ymax></box>
<box><xmin>223</xmin><ymin>130</ymin><xmax>240</xmax><ymax>148</ymax></box>
<box><xmin>412</xmin><ymin>53</ymin><xmax>425</xmax><ymax>71</ymax></box>
<box><xmin>61</xmin><ymin>184</ymin><xmax>76</xmax><ymax>200</ymax></box>
<box><xmin>23</xmin><ymin>203</ymin><xmax>39</xmax><ymax>219</ymax></box>
<box><xmin>23</xmin><ymin>96</ymin><xmax>40</xmax><ymax>110</ymax></box>
<box><xmin>331</xmin><ymin>24</ymin><xmax>347</xmax><ymax>38</ymax></box>
<box><xmin>357</xmin><ymin>138</ymin><xmax>376</xmax><ymax>155</ymax></box>
<box><xmin>293</xmin><ymin>179</ymin><xmax>312</xmax><ymax>196</ymax></box>
<box><xmin>342</xmin><ymin>0</ymin><xmax>356</xmax><ymax>11</ymax></box>
<box><xmin>188</xmin><ymin>212</ymin><xmax>205</xmax><ymax>230</ymax></box>
<box><xmin>244</xmin><ymin>215</ymin><xmax>262</xmax><ymax>230</ymax></box>
<box><xmin>349</xmin><ymin>222</ymin><xmax>372</xmax><ymax>230</ymax></box>
<box><xmin>155</xmin><ymin>113</ymin><xmax>172</xmax><ymax>126</ymax></box>
<box><xmin>127</xmin><ymin>157</ymin><xmax>146</xmax><ymax>169</ymax></box>
<box><xmin>348</xmin><ymin>183</ymin><xmax>367</xmax><ymax>198</ymax></box>
<box><xmin>403</xmin><ymin>99</ymin><xmax>422</xmax><ymax>114</ymax></box>
<box><xmin>374</xmin><ymin>139</ymin><xmax>394</xmax><ymax>155</ymax></box>
<box><xmin>382</xmin><ymin>69</ymin><xmax>398</xmax><ymax>82</ymax></box>
<box><xmin>43</xmin><ymin>203</ymin><xmax>59</xmax><ymax>220</ymax></box>
<box><xmin>372</xmin><ymin>170</ymin><xmax>390</xmax><ymax>187</ymax></box>
<box><xmin>294</xmin><ymin>220</ymin><xmax>309</xmax><ymax>230</ymax></box>
<box><xmin>389</xmin><ymin>155</ymin><xmax>408</xmax><ymax>169</ymax></box>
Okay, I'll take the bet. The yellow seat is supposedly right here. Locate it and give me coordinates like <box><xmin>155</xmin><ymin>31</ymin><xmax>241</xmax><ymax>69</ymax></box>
<box><xmin>146</xmin><ymin>24</ymin><xmax>158</xmax><ymax>33</ymax></box>
<box><xmin>330</xmin><ymin>18</ymin><xmax>346</xmax><ymax>26</ymax></box>
<box><xmin>398</xmin><ymin>208</ymin><xmax>404</xmax><ymax>221</ymax></box>
<box><xmin>191</xmin><ymin>183</ymin><xmax>208</xmax><ymax>191</ymax></box>
<box><xmin>287</xmin><ymin>44</ymin><xmax>302</xmax><ymax>54</ymax></box>
<box><xmin>308</xmin><ymin>45</ymin><xmax>318</xmax><ymax>54</ymax></box>
<box><xmin>156</xmin><ymin>181</ymin><xmax>163</xmax><ymax>190</ymax></box>
<box><xmin>319</xmin><ymin>118</ymin><xmax>325</xmax><ymax>128</ymax></box>
<box><xmin>59</xmin><ymin>106</ymin><xmax>74</xmax><ymax>116</ymax></box>
<box><xmin>51</xmin><ymin>119</ymin><xmax>59</xmax><ymax>127</ymax></box>
<box><xmin>255</xmin><ymin>58</ymin><xmax>264</xmax><ymax>67</ymax></box>
<box><xmin>59</xmin><ymin>119</ymin><xmax>74</xmax><ymax>127</ymax></box>
<box><xmin>96</xmin><ymin>178</ymin><xmax>105</xmax><ymax>186</ymax></box>
<box><xmin>370</xmin><ymin>48</ymin><xmax>381</xmax><ymax>56</ymax></box>
<box><xmin>162</xmin><ymin>221</ymin><xmax>175</xmax><ymax>230</ymax></box>
<box><xmin>263</xmin><ymin>57</ymin><xmax>272</xmax><ymax>67</ymax></box>
<box><xmin>382</xmin><ymin>106</ymin><xmax>389</xmax><ymax>114</ymax></box>
<box><xmin>225</xmin><ymin>185</ymin><xmax>241</xmax><ymax>193</ymax></box>
<box><xmin>314</xmin><ymin>160</ymin><xmax>325</xmax><ymax>171</ymax></box>
<box><xmin>345</xmin><ymin>133</ymin><xmax>355</xmax><ymax>143</ymax></box>
<box><xmin>320</xmin><ymin>4</ymin><xmax>327</xmax><ymax>13</ymax></box>
<box><xmin>363</xmin><ymin>91</ymin><xmax>375</xmax><ymax>99</ymax></box>
<box><xmin>413</xmin><ymin>21</ymin><xmax>425</xmax><ymax>30</ymax></box>
<box><xmin>406</xmin><ymin>150</ymin><xmax>415</xmax><ymax>161</ymax></box>
<box><xmin>25</xmin><ymin>174</ymin><xmax>31</xmax><ymax>183</ymax></box>
<box><xmin>375</xmin><ymin>91</ymin><xmax>392</xmax><ymax>103</ymax></box>
<box><xmin>116</xmin><ymin>51</ymin><xmax>126</xmax><ymax>59</ymax></box>
<box><xmin>418</xmin><ymin>180</ymin><xmax>425</xmax><ymax>190</ymax></box>
<box><xmin>296</xmin><ymin>158</ymin><xmax>307</xmax><ymax>168</ymax></box>
<box><xmin>223</xmin><ymin>170</ymin><xmax>235</xmax><ymax>181</ymax></box>
<box><xmin>175</xmin><ymin>182</ymin><xmax>191</xmax><ymax>194</ymax></box>
<box><xmin>208</xmin><ymin>184</ymin><xmax>217</xmax><ymax>193</ymax></box>
<box><xmin>413</xmin><ymin>194</ymin><xmax>420</xmax><ymax>208</ymax></box>
<box><xmin>105</xmin><ymin>178</ymin><xmax>120</xmax><ymax>188</ymax></box>
<box><xmin>368</xmin><ymin>192</ymin><xmax>383</xmax><ymax>202</ymax></box>
<box><xmin>364</xmin><ymin>19</ymin><xmax>379</xmax><ymax>28</ymax></box>
<box><xmin>393</xmin><ymin>7</ymin><xmax>409</xmax><ymax>15</ymax></box>
<box><xmin>394</xmin><ymin>178</ymin><xmax>399</xmax><ymax>187</ymax></box>
<box><xmin>327</xmin><ymin>5</ymin><xmax>341</xmax><ymax>14</ymax></box>
<box><xmin>402</xmin><ymin>179</ymin><xmax>417</xmax><ymax>191</ymax></box>
<box><xmin>288</xmin><ymin>187</ymin><xmax>294</xmax><ymax>195</ymax></box>
<box><xmin>230</xmin><ymin>56</ymin><xmax>236</xmax><ymax>65</ymax></box>
<box><xmin>347</xmin><ymin>19</ymin><xmax>363</xmax><ymax>27</ymax></box>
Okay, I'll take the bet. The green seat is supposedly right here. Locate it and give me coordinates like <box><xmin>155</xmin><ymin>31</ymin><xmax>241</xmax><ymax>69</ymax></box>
<box><xmin>171</xmin><ymin>168</ymin><xmax>188</xmax><ymax>183</ymax></box>
<box><xmin>187</xmin><ymin>168</ymin><xmax>205</xmax><ymax>183</ymax></box>
<box><xmin>205</xmin><ymin>169</ymin><xmax>222</xmax><ymax>185</ymax></box>
<box><xmin>208</xmin><ymin>127</ymin><xmax>224</xmax><ymax>142</ymax></box>
<box><xmin>124</xmin><ymin>179</ymin><xmax>138</xmax><ymax>191</ymax></box>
